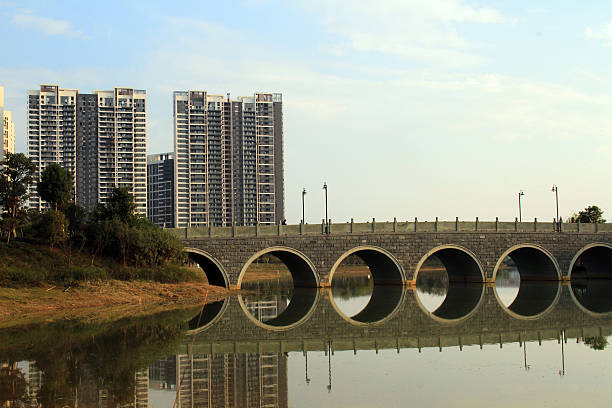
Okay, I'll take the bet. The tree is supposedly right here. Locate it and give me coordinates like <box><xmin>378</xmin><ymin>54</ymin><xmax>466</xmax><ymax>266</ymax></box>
<box><xmin>91</xmin><ymin>187</ymin><xmax>136</xmax><ymax>224</ymax></box>
<box><xmin>37</xmin><ymin>164</ymin><xmax>72</xmax><ymax>211</ymax></box>
<box><xmin>0</xmin><ymin>153</ymin><xmax>36</xmax><ymax>243</ymax></box>
<box><xmin>569</xmin><ymin>205</ymin><xmax>606</xmax><ymax>223</ymax></box>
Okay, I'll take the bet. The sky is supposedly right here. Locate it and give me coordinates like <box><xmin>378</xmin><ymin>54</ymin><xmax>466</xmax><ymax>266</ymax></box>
<box><xmin>2</xmin><ymin>0</ymin><xmax>612</xmax><ymax>224</ymax></box>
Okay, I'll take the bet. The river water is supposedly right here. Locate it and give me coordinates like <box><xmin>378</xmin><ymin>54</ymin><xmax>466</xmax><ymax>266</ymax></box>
<box><xmin>2</xmin><ymin>273</ymin><xmax>612</xmax><ymax>407</ymax></box>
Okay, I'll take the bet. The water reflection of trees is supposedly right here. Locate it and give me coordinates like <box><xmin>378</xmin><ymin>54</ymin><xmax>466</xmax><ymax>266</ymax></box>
<box><xmin>584</xmin><ymin>336</ymin><xmax>609</xmax><ymax>350</ymax></box>
<box><xmin>416</xmin><ymin>270</ymin><xmax>448</xmax><ymax>296</ymax></box>
<box><xmin>0</xmin><ymin>309</ymin><xmax>194</xmax><ymax>407</ymax></box>
<box><xmin>331</xmin><ymin>276</ymin><xmax>373</xmax><ymax>299</ymax></box>
<box><xmin>0</xmin><ymin>363</ymin><xmax>26</xmax><ymax>406</ymax></box>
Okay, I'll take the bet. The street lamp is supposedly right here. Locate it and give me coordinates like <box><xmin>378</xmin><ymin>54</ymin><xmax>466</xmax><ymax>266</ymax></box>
<box><xmin>518</xmin><ymin>191</ymin><xmax>524</xmax><ymax>222</ymax></box>
<box><xmin>302</xmin><ymin>188</ymin><xmax>307</xmax><ymax>224</ymax></box>
<box><xmin>323</xmin><ymin>182</ymin><xmax>328</xmax><ymax>234</ymax></box>
<box><xmin>552</xmin><ymin>185</ymin><xmax>559</xmax><ymax>228</ymax></box>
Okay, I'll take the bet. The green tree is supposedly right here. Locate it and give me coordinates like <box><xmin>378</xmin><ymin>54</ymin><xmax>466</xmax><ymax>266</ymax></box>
<box><xmin>91</xmin><ymin>187</ymin><xmax>136</xmax><ymax>224</ymax></box>
<box><xmin>0</xmin><ymin>153</ymin><xmax>36</xmax><ymax>242</ymax></box>
<box><xmin>569</xmin><ymin>205</ymin><xmax>606</xmax><ymax>223</ymax></box>
<box><xmin>37</xmin><ymin>164</ymin><xmax>72</xmax><ymax>211</ymax></box>
<box><xmin>38</xmin><ymin>209</ymin><xmax>68</xmax><ymax>248</ymax></box>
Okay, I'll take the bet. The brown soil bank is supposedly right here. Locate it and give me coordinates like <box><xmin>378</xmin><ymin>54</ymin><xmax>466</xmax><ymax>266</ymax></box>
<box><xmin>0</xmin><ymin>280</ymin><xmax>227</xmax><ymax>327</ymax></box>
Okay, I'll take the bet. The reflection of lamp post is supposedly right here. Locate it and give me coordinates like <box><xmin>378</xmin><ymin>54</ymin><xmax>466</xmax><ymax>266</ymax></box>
<box><xmin>559</xmin><ymin>329</ymin><xmax>566</xmax><ymax>377</ymax></box>
<box><xmin>323</xmin><ymin>182</ymin><xmax>328</xmax><ymax>234</ymax></box>
<box><xmin>552</xmin><ymin>185</ymin><xmax>559</xmax><ymax>229</ymax></box>
<box><xmin>518</xmin><ymin>191</ymin><xmax>524</xmax><ymax>222</ymax></box>
<box><xmin>305</xmin><ymin>352</ymin><xmax>310</xmax><ymax>385</ymax></box>
<box><xmin>327</xmin><ymin>340</ymin><xmax>332</xmax><ymax>393</ymax></box>
<box><xmin>302</xmin><ymin>188</ymin><xmax>307</xmax><ymax>224</ymax></box>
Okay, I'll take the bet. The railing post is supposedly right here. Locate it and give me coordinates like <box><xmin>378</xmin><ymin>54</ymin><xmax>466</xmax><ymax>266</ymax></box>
<box><xmin>553</xmin><ymin>218</ymin><xmax>556</xmax><ymax>232</ymax></box>
<box><xmin>321</xmin><ymin>219</ymin><xmax>325</xmax><ymax>235</ymax></box>
<box><xmin>495</xmin><ymin>217</ymin><xmax>499</xmax><ymax>232</ymax></box>
<box><xmin>328</xmin><ymin>219</ymin><xmax>332</xmax><ymax>234</ymax></box>
<box><xmin>232</xmin><ymin>221</ymin><xmax>236</xmax><ymax>237</ymax></box>
<box><xmin>300</xmin><ymin>221</ymin><xmax>303</xmax><ymax>235</ymax></box>
<box><xmin>514</xmin><ymin>217</ymin><xmax>518</xmax><ymax>232</ymax></box>
<box><xmin>456</xmin><ymin>217</ymin><xmax>459</xmax><ymax>232</ymax></box>
<box><xmin>277</xmin><ymin>221</ymin><xmax>281</xmax><ymax>236</ymax></box>
<box><xmin>414</xmin><ymin>217</ymin><xmax>418</xmax><ymax>232</ymax></box>
<box><xmin>393</xmin><ymin>217</ymin><xmax>397</xmax><ymax>232</ymax></box>
<box><xmin>185</xmin><ymin>227</ymin><xmax>188</xmax><ymax>239</ymax></box>
<box><xmin>350</xmin><ymin>218</ymin><xmax>354</xmax><ymax>234</ymax></box>
<box><xmin>534</xmin><ymin>218</ymin><xmax>537</xmax><ymax>232</ymax></box>
<box><xmin>559</xmin><ymin>217</ymin><xmax>563</xmax><ymax>232</ymax></box>
<box><xmin>475</xmin><ymin>217</ymin><xmax>479</xmax><ymax>231</ymax></box>
<box><xmin>255</xmin><ymin>223</ymin><xmax>259</xmax><ymax>236</ymax></box>
<box><xmin>208</xmin><ymin>225</ymin><xmax>212</xmax><ymax>237</ymax></box>
<box><xmin>595</xmin><ymin>221</ymin><xmax>599</xmax><ymax>233</ymax></box>
<box><xmin>372</xmin><ymin>218</ymin><xmax>376</xmax><ymax>232</ymax></box>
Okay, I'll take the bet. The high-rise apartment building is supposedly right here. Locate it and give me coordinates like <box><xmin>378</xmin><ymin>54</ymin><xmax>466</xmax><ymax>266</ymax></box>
<box><xmin>78</xmin><ymin>88</ymin><xmax>148</xmax><ymax>214</ymax></box>
<box><xmin>173</xmin><ymin>91</ymin><xmax>284</xmax><ymax>228</ymax></box>
<box><xmin>27</xmin><ymin>85</ymin><xmax>78</xmax><ymax>210</ymax></box>
<box><xmin>147</xmin><ymin>152</ymin><xmax>175</xmax><ymax>227</ymax></box>
<box><xmin>0</xmin><ymin>86</ymin><xmax>15</xmax><ymax>158</ymax></box>
<box><xmin>27</xmin><ymin>85</ymin><xmax>147</xmax><ymax>214</ymax></box>
<box><xmin>3</xmin><ymin>110</ymin><xmax>15</xmax><ymax>155</ymax></box>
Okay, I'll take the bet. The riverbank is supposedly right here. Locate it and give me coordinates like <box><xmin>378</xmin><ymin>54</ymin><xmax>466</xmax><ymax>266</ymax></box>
<box><xmin>0</xmin><ymin>279</ymin><xmax>227</xmax><ymax>327</ymax></box>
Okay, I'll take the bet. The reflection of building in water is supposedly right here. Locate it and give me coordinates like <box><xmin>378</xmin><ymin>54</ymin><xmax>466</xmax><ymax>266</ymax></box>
<box><xmin>173</xmin><ymin>352</ymin><xmax>287</xmax><ymax>408</ymax></box>
<box><xmin>149</xmin><ymin>356</ymin><xmax>177</xmax><ymax>390</ymax></box>
<box><xmin>26</xmin><ymin>362</ymin><xmax>43</xmax><ymax>406</ymax></box>
<box><xmin>245</xmin><ymin>296</ymin><xmax>289</xmax><ymax>321</ymax></box>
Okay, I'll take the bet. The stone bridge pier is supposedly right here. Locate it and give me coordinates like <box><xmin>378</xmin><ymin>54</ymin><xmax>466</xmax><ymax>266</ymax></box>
<box><xmin>179</xmin><ymin>230</ymin><xmax>612</xmax><ymax>289</ymax></box>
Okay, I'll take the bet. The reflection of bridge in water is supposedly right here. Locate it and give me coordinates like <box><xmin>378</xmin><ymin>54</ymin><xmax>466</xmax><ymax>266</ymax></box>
<box><xmin>181</xmin><ymin>283</ymin><xmax>612</xmax><ymax>354</ymax></box>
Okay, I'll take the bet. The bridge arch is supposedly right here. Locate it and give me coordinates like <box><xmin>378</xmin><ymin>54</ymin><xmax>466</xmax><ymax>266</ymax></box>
<box><xmin>414</xmin><ymin>245</ymin><xmax>485</xmax><ymax>283</ymax></box>
<box><xmin>328</xmin><ymin>246</ymin><xmax>405</xmax><ymax>286</ymax></box>
<box><xmin>568</xmin><ymin>243</ymin><xmax>612</xmax><ymax>279</ymax></box>
<box><xmin>184</xmin><ymin>248</ymin><xmax>229</xmax><ymax>288</ymax></box>
<box><xmin>492</xmin><ymin>244</ymin><xmax>560</xmax><ymax>282</ymax></box>
<box><xmin>569</xmin><ymin>243</ymin><xmax>612</xmax><ymax>315</ymax></box>
<box><xmin>236</xmin><ymin>246</ymin><xmax>319</xmax><ymax>288</ymax></box>
<box><xmin>492</xmin><ymin>244</ymin><xmax>560</xmax><ymax>318</ymax></box>
<box><xmin>414</xmin><ymin>245</ymin><xmax>485</xmax><ymax>321</ymax></box>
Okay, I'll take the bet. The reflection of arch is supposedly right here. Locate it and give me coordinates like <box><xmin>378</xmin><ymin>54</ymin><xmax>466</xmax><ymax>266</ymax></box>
<box><xmin>493</xmin><ymin>282</ymin><xmax>560</xmax><ymax>319</ymax></box>
<box><xmin>571</xmin><ymin>279</ymin><xmax>612</xmax><ymax>315</ymax></box>
<box><xmin>187</xmin><ymin>298</ymin><xmax>229</xmax><ymax>333</ymax></box>
<box><xmin>238</xmin><ymin>289</ymin><xmax>320</xmax><ymax>331</ymax></box>
<box><xmin>568</xmin><ymin>243</ymin><xmax>612</xmax><ymax>279</ymax></box>
<box><xmin>492</xmin><ymin>244</ymin><xmax>560</xmax><ymax>281</ymax></box>
<box><xmin>184</xmin><ymin>248</ymin><xmax>229</xmax><ymax>287</ymax></box>
<box><xmin>414</xmin><ymin>245</ymin><xmax>485</xmax><ymax>321</ymax></box>
<box><xmin>329</xmin><ymin>286</ymin><xmax>405</xmax><ymax>326</ymax></box>
<box><xmin>329</xmin><ymin>246</ymin><xmax>405</xmax><ymax>286</ymax></box>
<box><xmin>236</xmin><ymin>246</ymin><xmax>318</xmax><ymax>289</ymax></box>
<box><xmin>414</xmin><ymin>245</ymin><xmax>484</xmax><ymax>282</ymax></box>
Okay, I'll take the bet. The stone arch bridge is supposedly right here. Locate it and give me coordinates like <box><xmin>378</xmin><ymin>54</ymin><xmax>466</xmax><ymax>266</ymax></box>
<box><xmin>169</xmin><ymin>220</ymin><xmax>612</xmax><ymax>289</ymax></box>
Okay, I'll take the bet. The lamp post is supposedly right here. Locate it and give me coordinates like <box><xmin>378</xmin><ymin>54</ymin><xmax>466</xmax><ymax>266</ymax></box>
<box><xmin>323</xmin><ymin>182</ymin><xmax>328</xmax><ymax>234</ymax></box>
<box><xmin>552</xmin><ymin>185</ymin><xmax>559</xmax><ymax>229</ymax></box>
<box><xmin>518</xmin><ymin>191</ymin><xmax>524</xmax><ymax>222</ymax></box>
<box><xmin>302</xmin><ymin>188</ymin><xmax>306</xmax><ymax>224</ymax></box>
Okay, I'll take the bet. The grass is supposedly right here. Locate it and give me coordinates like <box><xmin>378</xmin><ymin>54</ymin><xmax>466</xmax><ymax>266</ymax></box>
<box><xmin>0</xmin><ymin>240</ymin><xmax>204</xmax><ymax>286</ymax></box>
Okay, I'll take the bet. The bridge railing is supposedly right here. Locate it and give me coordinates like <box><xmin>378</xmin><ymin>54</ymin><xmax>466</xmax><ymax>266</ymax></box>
<box><xmin>168</xmin><ymin>218</ymin><xmax>612</xmax><ymax>239</ymax></box>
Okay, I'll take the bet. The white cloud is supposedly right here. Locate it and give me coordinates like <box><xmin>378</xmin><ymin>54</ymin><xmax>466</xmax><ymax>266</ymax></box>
<box><xmin>12</xmin><ymin>14</ymin><xmax>83</xmax><ymax>38</ymax></box>
<box><xmin>584</xmin><ymin>21</ymin><xmax>612</xmax><ymax>46</ymax></box>
<box><xmin>297</xmin><ymin>0</ymin><xmax>506</xmax><ymax>66</ymax></box>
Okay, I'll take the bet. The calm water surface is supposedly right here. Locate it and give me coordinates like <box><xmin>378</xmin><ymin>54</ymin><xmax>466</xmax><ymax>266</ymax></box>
<box><xmin>3</xmin><ymin>275</ymin><xmax>612</xmax><ymax>407</ymax></box>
